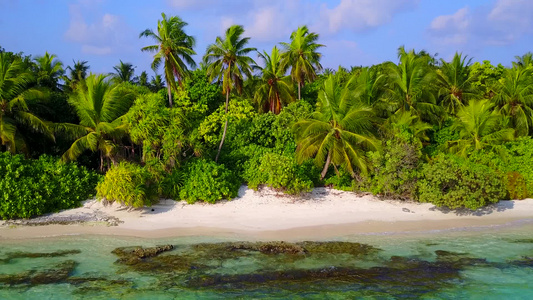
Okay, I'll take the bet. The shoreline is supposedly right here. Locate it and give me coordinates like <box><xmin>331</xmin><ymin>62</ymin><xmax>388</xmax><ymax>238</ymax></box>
<box><xmin>1</xmin><ymin>186</ymin><xmax>532</xmax><ymax>241</ymax></box>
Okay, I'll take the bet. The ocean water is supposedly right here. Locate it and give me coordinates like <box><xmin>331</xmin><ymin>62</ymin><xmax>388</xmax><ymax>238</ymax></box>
<box><xmin>1</xmin><ymin>221</ymin><xmax>533</xmax><ymax>299</ymax></box>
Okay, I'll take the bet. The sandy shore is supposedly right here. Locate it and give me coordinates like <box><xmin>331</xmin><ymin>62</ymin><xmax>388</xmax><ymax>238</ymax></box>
<box><xmin>1</xmin><ymin>186</ymin><xmax>532</xmax><ymax>240</ymax></box>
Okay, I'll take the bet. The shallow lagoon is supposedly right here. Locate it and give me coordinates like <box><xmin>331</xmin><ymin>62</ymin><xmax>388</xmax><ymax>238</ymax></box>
<box><xmin>1</xmin><ymin>221</ymin><xmax>533</xmax><ymax>299</ymax></box>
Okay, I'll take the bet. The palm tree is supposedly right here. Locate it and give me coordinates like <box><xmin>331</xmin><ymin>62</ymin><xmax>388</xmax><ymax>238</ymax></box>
<box><xmin>65</xmin><ymin>60</ymin><xmax>89</xmax><ymax>91</ymax></box>
<box><xmin>112</xmin><ymin>60</ymin><xmax>135</xmax><ymax>84</ymax></box>
<box><xmin>293</xmin><ymin>75</ymin><xmax>379</xmax><ymax>180</ymax></box>
<box><xmin>384</xmin><ymin>46</ymin><xmax>439</xmax><ymax>122</ymax></box>
<box><xmin>33</xmin><ymin>52</ymin><xmax>64</xmax><ymax>91</ymax></box>
<box><xmin>435</xmin><ymin>53</ymin><xmax>479</xmax><ymax>115</ymax></box>
<box><xmin>381</xmin><ymin>110</ymin><xmax>432</xmax><ymax>145</ymax></box>
<box><xmin>0</xmin><ymin>52</ymin><xmax>53</xmax><ymax>153</ymax></box>
<box><xmin>140</xmin><ymin>13</ymin><xmax>196</xmax><ymax>107</ymax></box>
<box><xmin>492</xmin><ymin>67</ymin><xmax>533</xmax><ymax>137</ymax></box>
<box><xmin>349</xmin><ymin>67</ymin><xmax>387</xmax><ymax>107</ymax></box>
<box><xmin>513</xmin><ymin>52</ymin><xmax>533</xmax><ymax>70</ymax></box>
<box><xmin>446</xmin><ymin>99</ymin><xmax>514</xmax><ymax>157</ymax></box>
<box><xmin>203</xmin><ymin>24</ymin><xmax>257</xmax><ymax>161</ymax></box>
<box><xmin>137</xmin><ymin>71</ymin><xmax>149</xmax><ymax>87</ymax></box>
<box><xmin>280</xmin><ymin>26</ymin><xmax>324</xmax><ymax>100</ymax></box>
<box><xmin>254</xmin><ymin>46</ymin><xmax>293</xmax><ymax>114</ymax></box>
<box><xmin>57</xmin><ymin>74</ymin><xmax>135</xmax><ymax>171</ymax></box>
<box><xmin>149</xmin><ymin>74</ymin><xmax>165</xmax><ymax>92</ymax></box>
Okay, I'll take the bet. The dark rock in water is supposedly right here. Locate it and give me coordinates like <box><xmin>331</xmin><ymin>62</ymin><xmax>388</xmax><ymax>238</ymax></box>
<box><xmin>509</xmin><ymin>239</ymin><xmax>533</xmax><ymax>244</ymax></box>
<box><xmin>112</xmin><ymin>245</ymin><xmax>204</xmax><ymax>273</ymax></box>
<box><xmin>230</xmin><ymin>241</ymin><xmax>307</xmax><ymax>255</ymax></box>
<box><xmin>192</xmin><ymin>241</ymin><xmax>380</xmax><ymax>257</ymax></box>
<box><xmin>0</xmin><ymin>260</ymin><xmax>77</xmax><ymax>286</ymax></box>
<box><xmin>435</xmin><ymin>250</ymin><xmax>488</xmax><ymax>267</ymax></box>
<box><xmin>510</xmin><ymin>256</ymin><xmax>533</xmax><ymax>267</ymax></box>
<box><xmin>112</xmin><ymin>245</ymin><xmax>174</xmax><ymax>266</ymax></box>
<box><xmin>297</xmin><ymin>241</ymin><xmax>381</xmax><ymax>256</ymax></box>
<box><xmin>112</xmin><ymin>245</ymin><xmax>174</xmax><ymax>259</ymax></box>
<box><xmin>185</xmin><ymin>256</ymin><xmax>465</xmax><ymax>292</ymax></box>
<box><xmin>0</xmin><ymin>249</ymin><xmax>81</xmax><ymax>264</ymax></box>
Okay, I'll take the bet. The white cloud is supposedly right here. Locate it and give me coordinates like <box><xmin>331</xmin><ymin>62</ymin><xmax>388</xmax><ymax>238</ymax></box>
<box><xmin>428</xmin><ymin>0</ymin><xmax>533</xmax><ymax>48</ymax></box>
<box><xmin>64</xmin><ymin>2</ymin><xmax>129</xmax><ymax>55</ymax></box>
<box><xmin>246</xmin><ymin>6</ymin><xmax>289</xmax><ymax>42</ymax></box>
<box><xmin>429</xmin><ymin>7</ymin><xmax>470</xmax><ymax>45</ymax></box>
<box><xmin>322</xmin><ymin>0</ymin><xmax>419</xmax><ymax>33</ymax></box>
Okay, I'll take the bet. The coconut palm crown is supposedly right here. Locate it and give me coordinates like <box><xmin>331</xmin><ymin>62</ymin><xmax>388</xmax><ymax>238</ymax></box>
<box><xmin>293</xmin><ymin>75</ymin><xmax>379</xmax><ymax>179</ymax></box>
<box><xmin>203</xmin><ymin>24</ymin><xmax>257</xmax><ymax>161</ymax></box>
<box><xmin>280</xmin><ymin>26</ymin><xmax>324</xmax><ymax>100</ymax></box>
<box><xmin>254</xmin><ymin>46</ymin><xmax>294</xmax><ymax>114</ymax></box>
<box><xmin>140</xmin><ymin>13</ymin><xmax>196</xmax><ymax>107</ymax></box>
<box><xmin>0</xmin><ymin>52</ymin><xmax>53</xmax><ymax>154</ymax></box>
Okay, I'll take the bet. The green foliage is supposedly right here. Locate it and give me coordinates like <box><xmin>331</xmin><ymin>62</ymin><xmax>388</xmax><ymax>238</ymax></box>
<box><xmin>245</xmin><ymin>152</ymin><xmax>316</xmax><ymax>194</ymax></box>
<box><xmin>159</xmin><ymin>169</ymin><xmax>184</xmax><ymax>200</ymax></box>
<box><xmin>424</xmin><ymin>121</ymin><xmax>458</xmax><ymax>156</ymax></box>
<box><xmin>0</xmin><ymin>153</ymin><xmax>99</xmax><ymax>219</ymax></box>
<box><xmin>179</xmin><ymin>159</ymin><xmax>240</xmax><ymax>204</ymax></box>
<box><xmin>504</xmin><ymin>171</ymin><xmax>528</xmax><ymax>200</ymax></box>
<box><xmin>126</xmin><ymin>93</ymin><xmax>188</xmax><ymax>173</ymax></box>
<box><xmin>365</xmin><ymin>140</ymin><xmax>421</xmax><ymax>199</ymax></box>
<box><xmin>323</xmin><ymin>168</ymin><xmax>354</xmax><ymax>191</ymax></box>
<box><xmin>470</xmin><ymin>60</ymin><xmax>505</xmax><ymax>97</ymax></box>
<box><xmin>184</xmin><ymin>69</ymin><xmax>223</xmax><ymax>115</ymax></box>
<box><xmin>197</xmin><ymin>98</ymin><xmax>256</xmax><ymax>150</ymax></box>
<box><xmin>96</xmin><ymin>162</ymin><xmax>158</xmax><ymax>208</ymax></box>
<box><xmin>469</xmin><ymin>137</ymin><xmax>533</xmax><ymax>198</ymax></box>
<box><xmin>273</xmin><ymin>101</ymin><xmax>313</xmax><ymax>154</ymax></box>
<box><xmin>417</xmin><ymin>155</ymin><xmax>506</xmax><ymax>210</ymax></box>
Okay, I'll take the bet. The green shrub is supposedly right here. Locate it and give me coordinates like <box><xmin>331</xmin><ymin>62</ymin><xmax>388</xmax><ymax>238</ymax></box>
<box><xmin>96</xmin><ymin>162</ymin><xmax>158</xmax><ymax>208</ymax></box>
<box><xmin>159</xmin><ymin>169</ymin><xmax>184</xmax><ymax>200</ymax></box>
<box><xmin>364</xmin><ymin>140</ymin><xmax>420</xmax><ymax>199</ymax></box>
<box><xmin>179</xmin><ymin>159</ymin><xmax>240</xmax><ymax>204</ymax></box>
<box><xmin>504</xmin><ymin>171</ymin><xmax>528</xmax><ymax>200</ymax></box>
<box><xmin>245</xmin><ymin>152</ymin><xmax>315</xmax><ymax>194</ymax></box>
<box><xmin>323</xmin><ymin>168</ymin><xmax>354</xmax><ymax>191</ymax></box>
<box><xmin>469</xmin><ymin>137</ymin><xmax>533</xmax><ymax>198</ymax></box>
<box><xmin>417</xmin><ymin>155</ymin><xmax>506</xmax><ymax>210</ymax></box>
<box><xmin>0</xmin><ymin>153</ymin><xmax>100</xmax><ymax>219</ymax></box>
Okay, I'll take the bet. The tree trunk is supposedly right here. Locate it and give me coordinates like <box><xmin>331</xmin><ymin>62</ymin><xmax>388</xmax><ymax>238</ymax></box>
<box><xmin>167</xmin><ymin>84</ymin><xmax>173</xmax><ymax>108</ymax></box>
<box><xmin>320</xmin><ymin>151</ymin><xmax>332</xmax><ymax>180</ymax></box>
<box><xmin>99</xmin><ymin>151</ymin><xmax>104</xmax><ymax>173</ymax></box>
<box><xmin>298</xmin><ymin>82</ymin><xmax>301</xmax><ymax>100</ymax></box>
<box><xmin>215</xmin><ymin>90</ymin><xmax>230</xmax><ymax>162</ymax></box>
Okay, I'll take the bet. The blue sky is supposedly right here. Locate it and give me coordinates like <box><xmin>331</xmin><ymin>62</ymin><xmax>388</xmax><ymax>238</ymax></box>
<box><xmin>1</xmin><ymin>0</ymin><xmax>532</xmax><ymax>76</ymax></box>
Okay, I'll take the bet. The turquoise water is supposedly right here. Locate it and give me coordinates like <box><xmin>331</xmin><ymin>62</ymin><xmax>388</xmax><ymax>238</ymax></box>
<box><xmin>1</xmin><ymin>222</ymin><xmax>533</xmax><ymax>299</ymax></box>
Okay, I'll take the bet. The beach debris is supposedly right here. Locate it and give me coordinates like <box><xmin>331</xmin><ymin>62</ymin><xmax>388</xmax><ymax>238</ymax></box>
<box><xmin>2</xmin><ymin>211</ymin><xmax>123</xmax><ymax>227</ymax></box>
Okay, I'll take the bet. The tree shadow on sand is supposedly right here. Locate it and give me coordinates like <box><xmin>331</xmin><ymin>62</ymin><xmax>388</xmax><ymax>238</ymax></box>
<box><xmin>429</xmin><ymin>200</ymin><xmax>515</xmax><ymax>216</ymax></box>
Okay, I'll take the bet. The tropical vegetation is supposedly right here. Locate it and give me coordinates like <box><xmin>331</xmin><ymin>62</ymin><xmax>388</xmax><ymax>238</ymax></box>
<box><xmin>2</xmin><ymin>13</ymin><xmax>533</xmax><ymax>220</ymax></box>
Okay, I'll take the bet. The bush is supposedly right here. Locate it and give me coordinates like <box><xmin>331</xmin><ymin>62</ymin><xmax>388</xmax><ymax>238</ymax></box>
<box><xmin>364</xmin><ymin>140</ymin><xmax>420</xmax><ymax>199</ymax></box>
<box><xmin>0</xmin><ymin>153</ymin><xmax>100</xmax><ymax>219</ymax></box>
<box><xmin>504</xmin><ymin>171</ymin><xmax>528</xmax><ymax>200</ymax></box>
<box><xmin>96</xmin><ymin>162</ymin><xmax>158</xmax><ymax>208</ymax></box>
<box><xmin>179</xmin><ymin>159</ymin><xmax>240</xmax><ymax>204</ymax></box>
<box><xmin>469</xmin><ymin>137</ymin><xmax>533</xmax><ymax>199</ymax></box>
<box><xmin>159</xmin><ymin>169</ymin><xmax>184</xmax><ymax>200</ymax></box>
<box><xmin>323</xmin><ymin>168</ymin><xmax>354</xmax><ymax>191</ymax></box>
<box><xmin>417</xmin><ymin>155</ymin><xmax>506</xmax><ymax>210</ymax></box>
<box><xmin>245</xmin><ymin>152</ymin><xmax>315</xmax><ymax>194</ymax></box>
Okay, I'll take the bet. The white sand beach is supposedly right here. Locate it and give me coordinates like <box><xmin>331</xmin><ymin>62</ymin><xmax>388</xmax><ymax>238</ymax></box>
<box><xmin>1</xmin><ymin>186</ymin><xmax>532</xmax><ymax>240</ymax></box>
